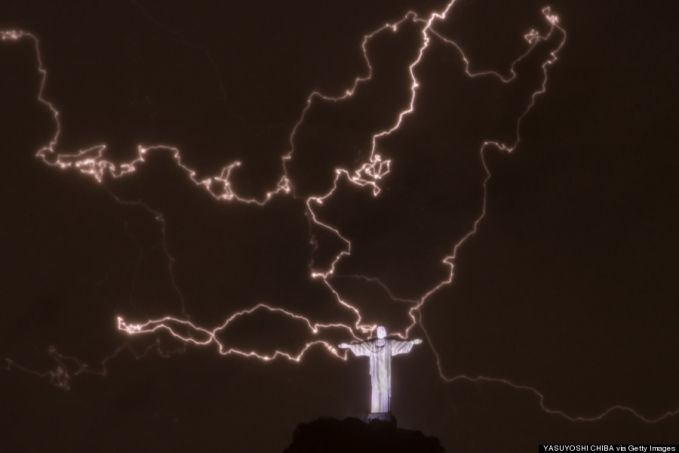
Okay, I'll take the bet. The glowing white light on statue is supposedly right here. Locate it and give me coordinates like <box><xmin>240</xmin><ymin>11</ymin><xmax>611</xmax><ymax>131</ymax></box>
<box><xmin>339</xmin><ymin>325</ymin><xmax>423</xmax><ymax>415</ymax></box>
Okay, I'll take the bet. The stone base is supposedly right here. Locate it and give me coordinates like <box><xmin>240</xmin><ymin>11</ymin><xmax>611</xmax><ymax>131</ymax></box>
<box><xmin>366</xmin><ymin>412</ymin><xmax>396</xmax><ymax>423</ymax></box>
<box><xmin>284</xmin><ymin>416</ymin><xmax>444</xmax><ymax>453</ymax></box>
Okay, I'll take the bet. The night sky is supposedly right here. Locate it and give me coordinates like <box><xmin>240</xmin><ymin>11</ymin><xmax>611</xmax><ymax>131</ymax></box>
<box><xmin>1</xmin><ymin>0</ymin><xmax>679</xmax><ymax>451</ymax></box>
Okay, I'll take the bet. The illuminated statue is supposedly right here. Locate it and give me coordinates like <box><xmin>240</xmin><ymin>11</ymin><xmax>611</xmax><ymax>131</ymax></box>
<box><xmin>339</xmin><ymin>326</ymin><xmax>422</xmax><ymax>419</ymax></box>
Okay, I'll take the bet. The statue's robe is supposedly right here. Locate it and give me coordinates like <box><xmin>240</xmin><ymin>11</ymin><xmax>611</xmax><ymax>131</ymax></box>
<box><xmin>346</xmin><ymin>338</ymin><xmax>415</xmax><ymax>414</ymax></box>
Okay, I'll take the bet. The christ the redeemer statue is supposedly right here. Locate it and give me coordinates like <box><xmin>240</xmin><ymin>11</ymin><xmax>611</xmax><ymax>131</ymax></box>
<box><xmin>339</xmin><ymin>325</ymin><xmax>422</xmax><ymax>420</ymax></box>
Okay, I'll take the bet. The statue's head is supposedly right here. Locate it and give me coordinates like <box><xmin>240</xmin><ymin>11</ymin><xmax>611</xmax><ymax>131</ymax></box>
<box><xmin>376</xmin><ymin>325</ymin><xmax>387</xmax><ymax>339</ymax></box>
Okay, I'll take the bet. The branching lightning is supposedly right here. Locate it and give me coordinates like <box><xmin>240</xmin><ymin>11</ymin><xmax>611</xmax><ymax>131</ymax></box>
<box><xmin>2</xmin><ymin>1</ymin><xmax>677</xmax><ymax>426</ymax></box>
<box><xmin>118</xmin><ymin>303</ymin><xmax>360</xmax><ymax>362</ymax></box>
<box><xmin>2</xmin><ymin>341</ymin><xmax>162</xmax><ymax>390</ymax></box>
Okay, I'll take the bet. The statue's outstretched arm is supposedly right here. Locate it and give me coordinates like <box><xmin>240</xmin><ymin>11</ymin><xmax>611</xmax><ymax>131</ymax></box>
<box><xmin>390</xmin><ymin>338</ymin><xmax>423</xmax><ymax>356</ymax></box>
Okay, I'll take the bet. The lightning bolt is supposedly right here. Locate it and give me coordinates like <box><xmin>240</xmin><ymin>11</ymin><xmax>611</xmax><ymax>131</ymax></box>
<box><xmin>117</xmin><ymin>303</ymin><xmax>360</xmax><ymax>362</ymax></box>
<box><xmin>2</xmin><ymin>1</ymin><xmax>677</xmax><ymax>426</ymax></box>
<box><xmin>2</xmin><ymin>341</ymin><xmax>163</xmax><ymax>390</ymax></box>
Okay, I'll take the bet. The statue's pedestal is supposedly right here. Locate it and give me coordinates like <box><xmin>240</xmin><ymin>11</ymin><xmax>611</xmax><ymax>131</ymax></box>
<box><xmin>366</xmin><ymin>412</ymin><xmax>396</xmax><ymax>423</ymax></box>
<box><xmin>284</xmin><ymin>416</ymin><xmax>444</xmax><ymax>452</ymax></box>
